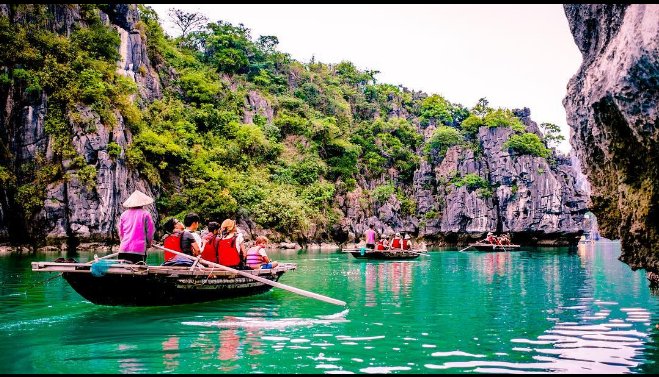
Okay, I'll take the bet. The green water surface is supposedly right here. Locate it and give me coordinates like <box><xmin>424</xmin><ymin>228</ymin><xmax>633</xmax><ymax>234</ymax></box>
<box><xmin>1</xmin><ymin>241</ymin><xmax>658</xmax><ymax>374</ymax></box>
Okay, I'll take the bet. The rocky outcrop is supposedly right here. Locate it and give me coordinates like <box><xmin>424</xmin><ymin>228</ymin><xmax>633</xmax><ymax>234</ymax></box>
<box><xmin>429</xmin><ymin>125</ymin><xmax>586</xmax><ymax>245</ymax></box>
<box><xmin>336</xmin><ymin>118</ymin><xmax>589</xmax><ymax>247</ymax></box>
<box><xmin>41</xmin><ymin>105</ymin><xmax>157</xmax><ymax>246</ymax></box>
<box><xmin>0</xmin><ymin>4</ymin><xmax>591</xmax><ymax>250</ymax></box>
<box><xmin>563</xmin><ymin>4</ymin><xmax>659</xmax><ymax>271</ymax></box>
<box><xmin>243</xmin><ymin>90</ymin><xmax>274</xmax><ymax>125</ymax></box>
<box><xmin>0</xmin><ymin>4</ymin><xmax>158</xmax><ymax>248</ymax></box>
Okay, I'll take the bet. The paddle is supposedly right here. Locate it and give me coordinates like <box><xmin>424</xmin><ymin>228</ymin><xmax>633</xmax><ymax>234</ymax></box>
<box><xmin>153</xmin><ymin>244</ymin><xmax>346</xmax><ymax>307</ymax></box>
<box><xmin>458</xmin><ymin>245</ymin><xmax>472</xmax><ymax>252</ymax></box>
<box><xmin>85</xmin><ymin>252</ymin><xmax>120</xmax><ymax>265</ymax></box>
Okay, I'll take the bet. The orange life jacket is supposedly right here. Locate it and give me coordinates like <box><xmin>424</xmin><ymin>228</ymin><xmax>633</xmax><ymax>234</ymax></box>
<box><xmin>218</xmin><ymin>236</ymin><xmax>241</xmax><ymax>267</ymax></box>
<box><xmin>201</xmin><ymin>233</ymin><xmax>221</xmax><ymax>263</ymax></box>
<box><xmin>163</xmin><ymin>232</ymin><xmax>182</xmax><ymax>261</ymax></box>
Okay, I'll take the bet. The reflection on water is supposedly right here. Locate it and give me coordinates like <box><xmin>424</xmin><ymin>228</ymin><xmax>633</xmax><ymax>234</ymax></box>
<box><xmin>0</xmin><ymin>242</ymin><xmax>658</xmax><ymax>373</ymax></box>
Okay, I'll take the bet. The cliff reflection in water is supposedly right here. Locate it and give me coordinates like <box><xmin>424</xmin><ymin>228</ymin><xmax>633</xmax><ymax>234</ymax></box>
<box><xmin>428</xmin><ymin>242</ymin><xmax>656</xmax><ymax>373</ymax></box>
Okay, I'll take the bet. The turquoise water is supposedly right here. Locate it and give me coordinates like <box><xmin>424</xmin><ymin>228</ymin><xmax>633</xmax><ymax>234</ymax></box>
<box><xmin>1</xmin><ymin>241</ymin><xmax>658</xmax><ymax>374</ymax></box>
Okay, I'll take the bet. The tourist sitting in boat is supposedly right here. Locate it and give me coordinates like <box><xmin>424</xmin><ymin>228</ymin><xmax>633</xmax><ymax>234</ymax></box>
<box><xmin>200</xmin><ymin>221</ymin><xmax>221</xmax><ymax>263</ymax></box>
<box><xmin>402</xmin><ymin>234</ymin><xmax>412</xmax><ymax>250</ymax></box>
<box><xmin>486</xmin><ymin>232</ymin><xmax>499</xmax><ymax>245</ymax></box>
<box><xmin>164</xmin><ymin>213</ymin><xmax>202</xmax><ymax>267</ymax></box>
<box><xmin>391</xmin><ymin>233</ymin><xmax>403</xmax><ymax>249</ymax></box>
<box><xmin>246</xmin><ymin>236</ymin><xmax>279</xmax><ymax>270</ymax></box>
<box><xmin>376</xmin><ymin>235</ymin><xmax>389</xmax><ymax>250</ymax></box>
<box><xmin>364</xmin><ymin>224</ymin><xmax>377</xmax><ymax>250</ymax></box>
<box><xmin>499</xmin><ymin>234</ymin><xmax>511</xmax><ymax>245</ymax></box>
<box><xmin>162</xmin><ymin>217</ymin><xmax>184</xmax><ymax>262</ymax></box>
<box><xmin>117</xmin><ymin>190</ymin><xmax>155</xmax><ymax>264</ymax></box>
<box><xmin>218</xmin><ymin>219</ymin><xmax>247</xmax><ymax>268</ymax></box>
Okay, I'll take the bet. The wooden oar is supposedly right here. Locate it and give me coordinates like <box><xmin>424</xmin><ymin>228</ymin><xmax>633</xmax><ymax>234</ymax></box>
<box><xmin>458</xmin><ymin>245</ymin><xmax>472</xmax><ymax>252</ymax></box>
<box><xmin>152</xmin><ymin>244</ymin><xmax>346</xmax><ymax>307</ymax></box>
<box><xmin>85</xmin><ymin>252</ymin><xmax>120</xmax><ymax>265</ymax></box>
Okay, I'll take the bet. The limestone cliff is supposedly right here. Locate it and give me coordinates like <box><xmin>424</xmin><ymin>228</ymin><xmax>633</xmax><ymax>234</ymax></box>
<box><xmin>336</xmin><ymin>110</ymin><xmax>588</xmax><ymax>246</ymax></box>
<box><xmin>0</xmin><ymin>4</ymin><xmax>590</xmax><ymax>249</ymax></box>
<box><xmin>563</xmin><ymin>4</ymin><xmax>659</xmax><ymax>270</ymax></box>
<box><xmin>0</xmin><ymin>4</ymin><xmax>158</xmax><ymax>249</ymax></box>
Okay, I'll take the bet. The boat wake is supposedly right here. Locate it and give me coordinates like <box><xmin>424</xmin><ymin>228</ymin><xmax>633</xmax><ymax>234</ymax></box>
<box><xmin>182</xmin><ymin>309</ymin><xmax>350</xmax><ymax>329</ymax></box>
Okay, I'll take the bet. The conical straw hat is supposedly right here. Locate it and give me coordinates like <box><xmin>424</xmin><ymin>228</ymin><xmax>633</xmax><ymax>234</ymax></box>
<box><xmin>122</xmin><ymin>190</ymin><xmax>154</xmax><ymax>208</ymax></box>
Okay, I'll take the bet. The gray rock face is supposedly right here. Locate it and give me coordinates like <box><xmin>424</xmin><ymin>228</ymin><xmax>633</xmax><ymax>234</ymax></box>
<box><xmin>437</xmin><ymin>126</ymin><xmax>587</xmax><ymax>245</ymax></box>
<box><xmin>0</xmin><ymin>4</ymin><xmax>158</xmax><ymax>246</ymax></box>
<box><xmin>243</xmin><ymin>90</ymin><xmax>274</xmax><ymax>125</ymax></box>
<box><xmin>563</xmin><ymin>4</ymin><xmax>659</xmax><ymax>271</ymax></box>
<box><xmin>41</xmin><ymin>106</ymin><xmax>157</xmax><ymax>244</ymax></box>
<box><xmin>0</xmin><ymin>4</ymin><xmax>592</xmax><ymax>250</ymax></box>
<box><xmin>337</xmin><ymin>123</ymin><xmax>589</xmax><ymax>246</ymax></box>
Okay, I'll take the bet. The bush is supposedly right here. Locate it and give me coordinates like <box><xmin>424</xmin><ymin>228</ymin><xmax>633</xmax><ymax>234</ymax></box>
<box><xmin>420</xmin><ymin>94</ymin><xmax>453</xmax><ymax>125</ymax></box>
<box><xmin>107</xmin><ymin>142</ymin><xmax>122</xmax><ymax>158</ymax></box>
<box><xmin>70</xmin><ymin>23</ymin><xmax>121</xmax><ymax>62</ymax></box>
<box><xmin>371</xmin><ymin>184</ymin><xmax>395</xmax><ymax>203</ymax></box>
<box><xmin>290</xmin><ymin>157</ymin><xmax>327</xmax><ymax>185</ymax></box>
<box><xmin>250</xmin><ymin>186</ymin><xmax>310</xmax><ymax>235</ymax></box>
<box><xmin>301</xmin><ymin>182</ymin><xmax>335</xmax><ymax>208</ymax></box>
<box><xmin>504</xmin><ymin>133</ymin><xmax>550</xmax><ymax>158</ymax></box>
<box><xmin>484</xmin><ymin>108</ymin><xmax>525</xmax><ymax>132</ymax></box>
<box><xmin>453</xmin><ymin>173</ymin><xmax>490</xmax><ymax>190</ymax></box>
<box><xmin>77</xmin><ymin>164</ymin><xmax>97</xmax><ymax>190</ymax></box>
<box><xmin>424</xmin><ymin>126</ymin><xmax>463</xmax><ymax>157</ymax></box>
<box><xmin>460</xmin><ymin>114</ymin><xmax>486</xmax><ymax>135</ymax></box>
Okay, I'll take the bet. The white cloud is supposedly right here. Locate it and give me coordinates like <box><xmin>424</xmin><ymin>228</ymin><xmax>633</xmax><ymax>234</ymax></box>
<box><xmin>146</xmin><ymin>4</ymin><xmax>582</xmax><ymax>153</ymax></box>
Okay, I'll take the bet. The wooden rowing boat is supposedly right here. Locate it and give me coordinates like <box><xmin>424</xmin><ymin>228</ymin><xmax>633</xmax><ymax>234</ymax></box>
<box><xmin>340</xmin><ymin>248</ymin><xmax>424</xmax><ymax>260</ymax></box>
<box><xmin>466</xmin><ymin>243</ymin><xmax>521</xmax><ymax>252</ymax></box>
<box><xmin>31</xmin><ymin>259</ymin><xmax>297</xmax><ymax>306</ymax></box>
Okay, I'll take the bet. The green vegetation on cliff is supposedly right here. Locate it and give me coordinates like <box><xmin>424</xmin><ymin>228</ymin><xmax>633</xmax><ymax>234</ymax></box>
<box><xmin>0</xmin><ymin>4</ymin><xmax>565</xmax><ymax>241</ymax></box>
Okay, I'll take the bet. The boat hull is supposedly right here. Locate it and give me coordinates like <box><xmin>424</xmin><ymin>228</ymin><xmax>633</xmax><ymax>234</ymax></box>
<box><xmin>468</xmin><ymin>243</ymin><xmax>521</xmax><ymax>252</ymax></box>
<box><xmin>32</xmin><ymin>261</ymin><xmax>295</xmax><ymax>306</ymax></box>
<box><xmin>62</xmin><ymin>272</ymin><xmax>281</xmax><ymax>306</ymax></box>
<box><xmin>342</xmin><ymin>249</ymin><xmax>422</xmax><ymax>260</ymax></box>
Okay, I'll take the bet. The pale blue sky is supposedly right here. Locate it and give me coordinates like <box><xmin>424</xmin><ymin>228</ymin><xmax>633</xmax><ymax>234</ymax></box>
<box><xmin>147</xmin><ymin>4</ymin><xmax>582</xmax><ymax>152</ymax></box>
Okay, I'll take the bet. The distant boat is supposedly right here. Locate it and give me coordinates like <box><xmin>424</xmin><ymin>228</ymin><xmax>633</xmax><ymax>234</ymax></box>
<box><xmin>466</xmin><ymin>243</ymin><xmax>521</xmax><ymax>252</ymax></box>
<box><xmin>31</xmin><ymin>259</ymin><xmax>297</xmax><ymax>306</ymax></box>
<box><xmin>341</xmin><ymin>248</ymin><xmax>423</xmax><ymax>260</ymax></box>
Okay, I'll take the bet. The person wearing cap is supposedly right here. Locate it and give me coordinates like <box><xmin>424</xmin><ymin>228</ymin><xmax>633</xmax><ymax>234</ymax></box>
<box><xmin>486</xmin><ymin>232</ymin><xmax>498</xmax><ymax>245</ymax></box>
<box><xmin>391</xmin><ymin>232</ymin><xmax>402</xmax><ymax>249</ymax></box>
<box><xmin>117</xmin><ymin>189</ymin><xmax>155</xmax><ymax>264</ymax></box>
<box><xmin>217</xmin><ymin>219</ymin><xmax>246</xmax><ymax>268</ymax></box>
<box><xmin>402</xmin><ymin>234</ymin><xmax>413</xmax><ymax>250</ymax></box>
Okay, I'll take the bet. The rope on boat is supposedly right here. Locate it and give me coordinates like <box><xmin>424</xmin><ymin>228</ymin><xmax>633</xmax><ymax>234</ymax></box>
<box><xmin>91</xmin><ymin>259</ymin><xmax>115</xmax><ymax>277</ymax></box>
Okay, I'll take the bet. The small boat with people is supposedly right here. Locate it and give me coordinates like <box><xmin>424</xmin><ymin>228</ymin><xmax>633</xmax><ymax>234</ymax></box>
<box><xmin>31</xmin><ymin>245</ymin><xmax>346</xmax><ymax>307</ymax></box>
<box><xmin>465</xmin><ymin>243</ymin><xmax>521</xmax><ymax>252</ymax></box>
<box><xmin>462</xmin><ymin>232</ymin><xmax>520</xmax><ymax>252</ymax></box>
<box><xmin>31</xmin><ymin>190</ymin><xmax>346</xmax><ymax>308</ymax></box>
<box><xmin>31</xmin><ymin>256</ymin><xmax>298</xmax><ymax>306</ymax></box>
<box><xmin>341</xmin><ymin>248</ymin><xmax>424</xmax><ymax>260</ymax></box>
<box><xmin>342</xmin><ymin>232</ymin><xmax>426</xmax><ymax>260</ymax></box>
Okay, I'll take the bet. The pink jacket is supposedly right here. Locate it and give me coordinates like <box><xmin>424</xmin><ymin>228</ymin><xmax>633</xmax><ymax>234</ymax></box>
<box><xmin>118</xmin><ymin>208</ymin><xmax>155</xmax><ymax>254</ymax></box>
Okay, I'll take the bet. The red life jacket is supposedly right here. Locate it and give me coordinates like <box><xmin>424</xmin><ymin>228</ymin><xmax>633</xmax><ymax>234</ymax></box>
<box><xmin>402</xmin><ymin>239</ymin><xmax>410</xmax><ymax>250</ymax></box>
<box><xmin>391</xmin><ymin>238</ymin><xmax>401</xmax><ymax>249</ymax></box>
<box><xmin>218</xmin><ymin>236</ymin><xmax>241</xmax><ymax>267</ymax></box>
<box><xmin>163</xmin><ymin>232</ymin><xmax>182</xmax><ymax>261</ymax></box>
<box><xmin>376</xmin><ymin>241</ymin><xmax>385</xmax><ymax>250</ymax></box>
<box><xmin>200</xmin><ymin>233</ymin><xmax>221</xmax><ymax>263</ymax></box>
